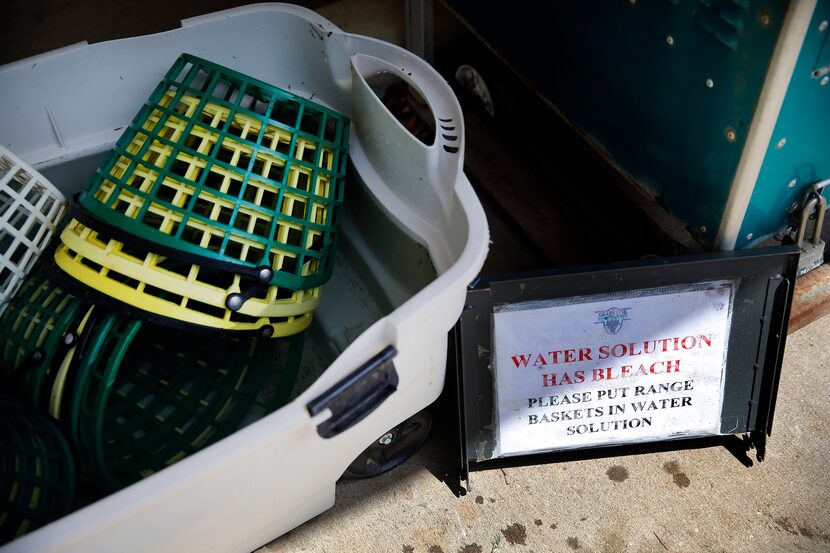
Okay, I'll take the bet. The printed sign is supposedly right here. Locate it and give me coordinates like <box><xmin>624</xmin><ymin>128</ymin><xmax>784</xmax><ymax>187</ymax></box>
<box><xmin>492</xmin><ymin>281</ymin><xmax>734</xmax><ymax>457</ymax></box>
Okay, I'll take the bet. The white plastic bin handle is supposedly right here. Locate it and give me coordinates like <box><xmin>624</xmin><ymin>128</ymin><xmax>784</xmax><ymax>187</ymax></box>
<box><xmin>306</xmin><ymin>345</ymin><xmax>399</xmax><ymax>438</ymax></box>
<box><xmin>348</xmin><ymin>41</ymin><xmax>464</xmax><ymax>232</ymax></box>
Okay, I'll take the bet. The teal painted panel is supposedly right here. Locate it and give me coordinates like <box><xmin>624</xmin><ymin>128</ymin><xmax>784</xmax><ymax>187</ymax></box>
<box><xmin>448</xmin><ymin>0</ymin><xmax>788</xmax><ymax>245</ymax></box>
<box><xmin>739</xmin><ymin>2</ymin><xmax>830</xmax><ymax>247</ymax></box>
<box><xmin>818</xmin><ymin>16</ymin><xmax>830</xmax><ymax>67</ymax></box>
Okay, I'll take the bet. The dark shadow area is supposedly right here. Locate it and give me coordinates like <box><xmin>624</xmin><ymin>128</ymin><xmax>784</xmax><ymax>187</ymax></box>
<box><xmin>2</xmin><ymin>0</ymin><xmax>332</xmax><ymax>66</ymax></box>
<box><xmin>431</xmin><ymin>1</ymin><xmax>701</xmax><ymax>270</ymax></box>
<box><xmin>419</xmin><ymin>332</ymin><xmax>470</xmax><ymax>497</ymax></box>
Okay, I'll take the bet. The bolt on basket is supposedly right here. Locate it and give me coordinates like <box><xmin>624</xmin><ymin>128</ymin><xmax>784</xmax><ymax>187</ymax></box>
<box><xmin>0</xmin><ymin>268</ymin><xmax>86</xmax><ymax>406</ymax></box>
<box><xmin>0</xmin><ymin>146</ymin><xmax>67</xmax><ymax>312</ymax></box>
<box><xmin>77</xmin><ymin>54</ymin><xmax>350</xmax><ymax>291</ymax></box>
<box><xmin>54</xmin><ymin>212</ymin><xmax>316</xmax><ymax>338</ymax></box>
<box><xmin>0</xmin><ymin>396</ymin><xmax>76</xmax><ymax>546</ymax></box>
<box><xmin>67</xmin><ymin>313</ymin><xmax>303</xmax><ymax>491</ymax></box>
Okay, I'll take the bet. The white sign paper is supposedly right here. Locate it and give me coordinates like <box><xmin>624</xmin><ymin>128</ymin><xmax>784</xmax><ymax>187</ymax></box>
<box><xmin>492</xmin><ymin>281</ymin><xmax>734</xmax><ymax>457</ymax></box>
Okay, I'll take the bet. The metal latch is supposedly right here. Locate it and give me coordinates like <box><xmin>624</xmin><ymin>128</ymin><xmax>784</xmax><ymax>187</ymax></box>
<box><xmin>794</xmin><ymin>183</ymin><xmax>827</xmax><ymax>276</ymax></box>
<box><xmin>307</xmin><ymin>346</ymin><xmax>399</xmax><ymax>439</ymax></box>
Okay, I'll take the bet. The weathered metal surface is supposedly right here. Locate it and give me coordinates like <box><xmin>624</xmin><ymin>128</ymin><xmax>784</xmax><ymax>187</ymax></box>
<box><xmin>446</xmin><ymin>0</ymin><xmax>790</xmax><ymax>247</ymax></box>
<box><xmin>789</xmin><ymin>262</ymin><xmax>830</xmax><ymax>332</ymax></box>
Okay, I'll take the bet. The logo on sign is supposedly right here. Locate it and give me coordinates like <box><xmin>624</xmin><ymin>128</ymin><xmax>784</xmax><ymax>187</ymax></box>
<box><xmin>595</xmin><ymin>307</ymin><xmax>631</xmax><ymax>335</ymax></box>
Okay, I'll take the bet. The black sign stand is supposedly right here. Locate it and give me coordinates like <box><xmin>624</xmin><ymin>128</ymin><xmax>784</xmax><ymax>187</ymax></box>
<box><xmin>455</xmin><ymin>246</ymin><xmax>799</xmax><ymax>491</ymax></box>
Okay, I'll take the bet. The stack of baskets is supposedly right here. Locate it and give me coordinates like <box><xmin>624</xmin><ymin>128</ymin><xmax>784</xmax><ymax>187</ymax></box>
<box><xmin>1</xmin><ymin>53</ymin><xmax>350</xmax><ymax>540</ymax></box>
<box><xmin>0</xmin><ymin>397</ymin><xmax>76</xmax><ymax>544</ymax></box>
<box><xmin>0</xmin><ymin>150</ymin><xmax>76</xmax><ymax>541</ymax></box>
<box><xmin>57</xmin><ymin>53</ymin><xmax>350</xmax><ymax>338</ymax></box>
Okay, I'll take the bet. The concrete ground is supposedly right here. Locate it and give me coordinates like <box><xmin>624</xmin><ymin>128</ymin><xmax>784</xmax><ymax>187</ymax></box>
<box><xmin>261</xmin><ymin>314</ymin><xmax>830</xmax><ymax>553</ymax></box>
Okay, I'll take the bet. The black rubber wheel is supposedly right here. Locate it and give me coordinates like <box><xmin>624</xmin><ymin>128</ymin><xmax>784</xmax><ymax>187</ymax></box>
<box><xmin>341</xmin><ymin>409</ymin><xmax>432</xmax><ymax>479</ymax></box>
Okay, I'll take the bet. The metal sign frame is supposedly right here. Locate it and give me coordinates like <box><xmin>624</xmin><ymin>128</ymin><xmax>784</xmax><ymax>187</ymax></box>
<box><xmin>455</xmin><ymin>246</ymin><xmax>799</xmax><ymax>489</ymax></box>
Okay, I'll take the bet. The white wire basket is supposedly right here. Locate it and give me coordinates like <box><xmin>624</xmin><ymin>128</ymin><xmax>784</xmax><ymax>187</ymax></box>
<box><xmin>0</xmin><ymin>145</ymin><xmax>67</xmax><ymax>309</ymax></box>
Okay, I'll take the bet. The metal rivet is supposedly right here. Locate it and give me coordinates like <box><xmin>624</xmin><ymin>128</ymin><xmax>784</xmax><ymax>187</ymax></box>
<box><xmin>629</xmin><ymin>0</ymin><xmax>636</xmax><ymax>4</ymax></box>
<box><xmin>706</xmin><ymin>78</ymin><xmax>714</xmax><ymax>88</ymax></box>
<box><xmin>746</xmin><ymin>233</ymin><xmax>754</xmax><ymax>241</ymax></box>
<box><xmin>788</xmin><ymin>179</ymin><xmax>797</xmax><ymax>188</ymax></box>
<box><xmin>226</xmin><ymin>294</ymin><xmax>243</xmax><ymax>311</ymax></box>
<box><xmin>777</xmin><ymin>138</ymin><xmax>787</xmax><ymax>149</ymax></box>
<box><xmin>258</xmin><ymin>267</ymin><xmax>273</xmax><ymax>283</ymax></box>
<box><xmin>666</xmin><ymin>35</ymin><xmax>675</xmax><ymax>46</ymax></box>
<box><xmin>699</xmin><ymin>225</ymin><xmax>708</xmax><ymax>233</ymax></box>
<box><xmin>725</xmin><ymin>127</ymin><xmax>737</xmax><ymax>143</ymax></box>
<box><xmin>820</xmin><ymin>20</ymin><xmax>828</xmax><ymax>32</ymax></box>
<box><xmin>261</xmin><ymin>326</ymin><xmax>274</xmax><ymax>338</ymax></box>
<box><xmin>822</xmin><ymin>76</ymin><xmax>829</xmax><ymax>86</ymax></box>
<box><xmin>760</xmin><ymin>13</ymin><xmax>771</xmax><ymax>27</ymax></box>
<box><xmin>63</xmin><ymin>332</ymin><xmax>75</xmax><ymax>346</ymax></box>
<box><xmin>379</xmin><ymin>432</ymin><xmax>394</xmax><ymax>446</ymax></box>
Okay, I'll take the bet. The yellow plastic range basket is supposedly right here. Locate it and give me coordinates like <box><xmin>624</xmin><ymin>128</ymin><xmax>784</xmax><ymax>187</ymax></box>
<box><xmin>0</xmin><ymin>146</ymin><xmax>67</xmax><ymax>312</ymax></box>
<box><xmin>78</xmin><ymin>54</ymin><xmax>349</xmax><ymax>291</ymax></box>
<box><xmin>0</xmin><ymin>396</ymin><xmax>76</xmax><ymax>546</ymax></box>
<box><xmin>54</xmin><ymin>214</ymin><xmax>316</xmax><ymax>338</ymax></box>
<box><xmin>0</xmin><ymin>269</ymin><xmax>87</xmax><ymax>407</ymax></box>
<box><xmin>68</xmin><ymin>314</ymin><xmax>303</xmax><ymax>491</ymax></box>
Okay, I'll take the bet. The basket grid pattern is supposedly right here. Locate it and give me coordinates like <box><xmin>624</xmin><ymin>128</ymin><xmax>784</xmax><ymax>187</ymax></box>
<box><xmin>55</xmin><ymin>218</ymin><xmax>315</xmax><ymax>336</ymax></box>
<box><xmin>70</xmin><ymin>317</ymin><xmax>300</xmax><ymax>488</ymax></box>
<box><xmin>0</xmin><ymin>148</ymin><xmax>66</xmax><ymax>307</ymax></box>
<box><xmin>100</xmin><ymin>94</ymin><xmax>341</xmax><ymax>272</ymax></box>
<box><xmin>79</xmin><ymin>55</ymin><xmax>349</xmax><ymax>288</ymax></box>
<box><xmin>1</xmin><ymin>397</ymin><xmax>75</xmax><ymax>543</ymax></box>
<box><xmin>0</xmin><ymin>274</ymin><xmax>81</xmax><ymax>402</ymax></box>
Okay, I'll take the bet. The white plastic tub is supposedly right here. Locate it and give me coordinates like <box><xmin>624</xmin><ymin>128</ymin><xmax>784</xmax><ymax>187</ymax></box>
<box><xmin>0</xmin><ymin>4</ymin><xmax>488</xmax><ymax>552</ymax></box>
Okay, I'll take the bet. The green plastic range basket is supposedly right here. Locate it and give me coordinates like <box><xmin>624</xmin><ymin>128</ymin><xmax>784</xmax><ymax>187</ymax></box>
<box><xmin>68</xmin><ymin>313</ymin><xmax>303</xmax><ymax>490</ymax></box>
<box><xmin>78</xmin><ymin>54</ymin><xmax>350</xmax><ymax>291</ymax></box>
<box><xmin>0</xmin><ymin>270</ymin><xmax>86</xmax><ymax>407</ymax></box>
<box><xmin>0</xmin><ymin>396</ymin><xmax>75</xmax><ymax>546</ymax></box>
